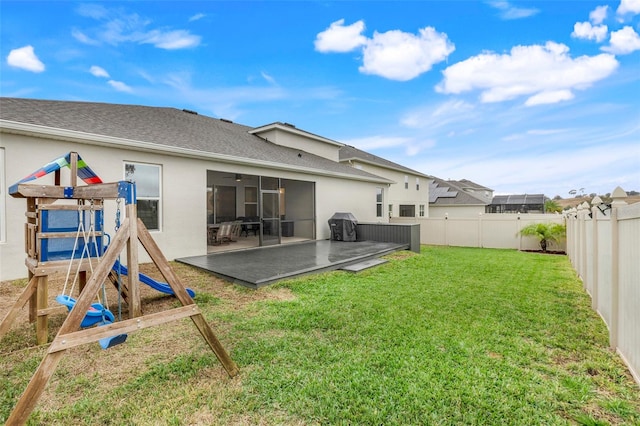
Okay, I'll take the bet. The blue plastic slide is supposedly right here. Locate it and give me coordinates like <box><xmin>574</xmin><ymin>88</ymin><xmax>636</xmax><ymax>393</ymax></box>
<box><xmin>112</xmin><ymin>259</ymin><xmax>196</xmax><ymax>298</ymax></box>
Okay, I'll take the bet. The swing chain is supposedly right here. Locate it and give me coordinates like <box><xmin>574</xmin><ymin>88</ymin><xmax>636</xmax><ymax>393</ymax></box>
<box><xmin>115</xmin><ymin>198</ymin><xmax>122</xmax><ymax>231</ymax></box>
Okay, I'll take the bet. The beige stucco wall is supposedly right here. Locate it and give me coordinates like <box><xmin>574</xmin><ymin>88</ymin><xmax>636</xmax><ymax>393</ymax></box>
<box><xmin>350</xmin><ymin>161</ymin><xmax>429</xmax><ymax>218</ymax></box>
<box><xmin>0</xmin><ymin>133</ymin><xmax>382</xmax><ymax>280</ymax></box>
<box><xmin>255</xmin><ymin>128</ymin><xmax>340</xmax><ymax>162</ymax></box>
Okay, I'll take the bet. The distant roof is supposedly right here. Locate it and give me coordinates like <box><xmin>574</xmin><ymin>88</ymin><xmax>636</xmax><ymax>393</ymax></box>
<box><xmin>450</xmin><ymin>179</ymin><xmax>493</xmax><ymax>192</ymax></box>
<box><xmin>490</xmin><ymin>194</ymin><xmax>548</xmax><ymax>205</ymax></box>
<box><xmin>0</xmin><ymin>98</ymin><xmax>390</xmax><ymax>183</ymax></box>
<box><xmin>429</xmin><ymin>177</ymin><xmax>489</xmax><ymax>205</ymax></box>
<box><xmin>338</xmin><ymin>145</ymin><xmax>430</xmax><ymax>178</ymax></box>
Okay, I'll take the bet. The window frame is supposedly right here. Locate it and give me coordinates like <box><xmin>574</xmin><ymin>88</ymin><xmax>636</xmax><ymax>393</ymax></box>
<box><xmin>375</xmin><ymin>187</ymin><xmax>383</xmax><ymax>218</ymax></box>
<box><xmin>124</xmin><ymin>161</ymin><xmax>162</xmax><ymax>232</ymax></box>
<box><xmin>399</xmin><ymin>204</ymin><xmax>416</xmax><ymax>217</ymax></box>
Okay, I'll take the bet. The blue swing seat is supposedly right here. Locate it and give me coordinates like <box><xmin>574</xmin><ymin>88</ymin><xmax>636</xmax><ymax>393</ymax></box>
<box><xmin>97</xmin><ymin>321</ymin><xmax>128</xmax><ymax>349</ymax></box>
<box><xmin>55</xmin><ymin>294</ymin><xmax>116</xmax><ymax>328</ymax></box>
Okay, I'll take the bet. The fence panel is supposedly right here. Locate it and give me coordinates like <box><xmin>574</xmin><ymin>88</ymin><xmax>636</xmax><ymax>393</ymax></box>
<box><xmin>596</xmin><ymin>218</ymin><xmax>612</xmax><ymax>326</ymax></box>
<box><xmin>393</xmin><ymin>214</ymin><xmax>565</xmax><ymax>251</ymax></box>
<box><xmin>616</xmin><ymin>203</ymin><xmax>640</xmax><ymax>384</ymax></box>
<box><xmin>565</xmin><ymin>196</ymin><xmax>639</xmax><ymax>386</ymax></box>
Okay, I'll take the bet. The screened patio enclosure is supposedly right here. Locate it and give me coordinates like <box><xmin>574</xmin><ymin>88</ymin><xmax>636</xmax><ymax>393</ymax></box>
<box><xmin>206</xmin><ymin>171</ymin><xmax>316</xmax><ymax>250</ymax></box>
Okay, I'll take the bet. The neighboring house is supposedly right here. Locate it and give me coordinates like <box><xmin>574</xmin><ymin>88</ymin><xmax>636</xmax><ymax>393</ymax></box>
<box><xmin>486</xmin><ymin>194</ymin><xmax>548</xmax><ymax>213</ymax></box>
<box><xmin>0</xmin><ymin>98</ymin><xmax>412</xmax><ymax>280</ymax></box>
<box><xmin>338</xmin><ymin>145</ymin><xmax>431</xmax><ymax>219</ymax></box>
<box><xmin>429</xmin><ymin>178</ymin><xmax>493</xmax><ymax>217</ymax></box>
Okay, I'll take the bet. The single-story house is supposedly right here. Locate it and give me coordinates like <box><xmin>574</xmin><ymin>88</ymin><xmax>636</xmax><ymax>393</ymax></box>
<box><xmin>428</xmin><ymin>177</ymin><xmax>493</xmax><ymax>217</ymax></box>
<box><xmin>486</xmin><ymin>194</ymin><xmax>548</xmax><ymax>213</ymax></box>
<box><xmin>0</xmin><ymin>97</ymin><xmax>425</xmax><ymax>280</ymax></box>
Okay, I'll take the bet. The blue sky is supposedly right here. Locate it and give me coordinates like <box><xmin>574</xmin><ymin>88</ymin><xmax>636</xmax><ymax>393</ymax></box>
<box><xmin>2</xmin><ymin>1</ymin><xmax>639</xmax><ymax>197</ymax></box>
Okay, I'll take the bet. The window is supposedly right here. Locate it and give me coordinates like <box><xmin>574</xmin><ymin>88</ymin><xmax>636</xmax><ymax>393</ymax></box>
<box><xmin>388</xmin><ymin>204</ymin><xmax>393</xmax><ymax>218</ymax></box>
<box><xmin>419</xmin><ymin>204</ymin><xmax>425</xmax><ymax>217</ymax></box>
<box><xmin>399</xmin><ymin>204</ymin><xmax>415</xmax><ymax>217</ymax></box>
<box><xmin>404</xmin><ymin>175</ymin><xmax>408</xmax><ymax>189</ymax></box>
<box><xmin>124</xmin><ymin>162</ymin><xmax>161</xmax><ymax>231</ymax></box>
<box><xmin>214</xmin><ymin>186</ymin><xmax>236</xmax><ymax>223</ymax></box>
<box><xmin>416</xmin><ymin>177</ymin><xmax>420</xmax><ymax>191</ymax></box>
<box><xmin>245</xmin><ymin>186</ymin><xmax>258</xmax><ymax>217</ymax></box>
<box><xmin>375</xmin><ymin>188</ymin><xmax>383</xmax><ymax>217</ymax></box>
<box><xmin>0</xmin><ymin>148</ymin><xmax>5</xmax><ymax>242</ymax></box>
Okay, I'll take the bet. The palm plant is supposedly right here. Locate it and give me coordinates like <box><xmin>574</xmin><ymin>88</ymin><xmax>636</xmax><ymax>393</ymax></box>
<box><xmin>519</xmin><ymin>222</ymin><xmax>566</xmax><ymax>252</ymax></box>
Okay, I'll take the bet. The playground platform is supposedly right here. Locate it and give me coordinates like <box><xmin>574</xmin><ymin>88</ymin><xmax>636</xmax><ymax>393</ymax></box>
<box><xmin>176</xmin><ymin>239</ymin><xmax>407</xmax><ymax>288</ymax></box>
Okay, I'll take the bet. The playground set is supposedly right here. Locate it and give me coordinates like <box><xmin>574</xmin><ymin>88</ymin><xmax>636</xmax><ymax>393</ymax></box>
<box><xmin>1</xmin><ymin>152</ymin><xmax>238</xmax><ymax>425</ymax></box>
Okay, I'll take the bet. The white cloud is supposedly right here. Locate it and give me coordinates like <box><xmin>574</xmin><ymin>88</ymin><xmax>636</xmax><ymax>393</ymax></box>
<box><xmin>76</xmin><ymin>3</ymin><xmax>109</xmax><ymax>20</ymax></box>
<box><xmin>572</xmin><ymin>22</ymin><xmax>608</xmax><ymax>42</ymax></box>
<box><xmin>617</xmin><ymin>0</ymin><xmax>640</xmax><ymax>15</ymax></box>
<box><xmin>6</xmin><ymin>45</ymin><xmax>45</xmax><ymax>72</ymax></box>
<box><xmin>602</xmin><ymin>26</ymin><xmax>640</xmax><ymax>54</ymax></box>
<box><xmin>90</xmin><ymin>65</ymin><xmax>110</xmax><ymax>78</ymax></box>
<box><xmin>72</xmin><ymin>28</ymin><xmax>100</xmax><ymax>45</ymax></box>
<box><xmin>359</xmin><ymin>27</ymin><xmax>455</xmax><ymax>81</ymax></box>
<box><xmin>525</xmin><ymin>90</ymin><xmax>574</xmax><ymax>106</ymax></box>
<box><xmin>487</xmin><ymin>1</ymin><xmax>539</xmax><ymax>19</ymax></box>
<box><xmin>343</xmin><ymin>135</ymin><xmax>414</xmax><ymax>150</ymax></box>
<box><xmin>74</xmin><ymin>6</ymin><xmax>202</xmax><ymax>50</ymax></box>
<box><xmin>590</xmin><ymin>5</ymin><xmax>609</xmax><ymax>24</ymax></box>
<box><xmin>436</xmin><ymin>42</ymin><xmax>619</xmax><ymax>106</ymax></box>
<box><xmin>261</xmin><ymin>71</ymin><xmax>277</xmax><ymax>85</ymax></box>
<box><xmin>343</xmin><ymin>134</ymin><xmax>436</xmax><ymax>157</ymax></box>
<box><xmin>141</xmin><ymin>29</ymin><xmax>201</xmax><ymax>49</ymax></box>
<box><xmin>314</xmin><ymin>19</ymin><xmax>367</xmax><ymax>53</ymax></box>
<box><xmin>401</xmin><ymin>100</ymin><xmax>475</xmax><ymax>130</ymax></box>
<box><xmin>189</xmin><ymin>13</ymin><xmax>205</xmax><ymax>22</ymax></box>
<box><xmin>108</xmin><ymin>80</ymin><xmax>133</xmax><ymax>93</ymax></box>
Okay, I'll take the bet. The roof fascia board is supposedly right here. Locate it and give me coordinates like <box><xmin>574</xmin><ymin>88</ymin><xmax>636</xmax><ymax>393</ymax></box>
<box><xmin>1</xmin><ymin>120</ymin><xmax>392</xmax><ymax>184</ymax></box>
<box><xmin>344</xmin><ymin>157</ymin><xmax>430</xmax><ymax>179</ymax></box>
<box><xmin>250</xmin><ymin>123</ymin><xmax>343</xmax><ymax>147</ymax></box>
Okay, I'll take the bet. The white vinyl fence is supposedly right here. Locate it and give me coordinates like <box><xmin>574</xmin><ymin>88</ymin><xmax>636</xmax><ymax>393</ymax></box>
<box><xmin>391</xmin><ymin>213</ymin><xmax>565</xmax><ymax>252</ymax></box>
<box><xmin>566</xmin><ymin>190</ymin><xmax>640</xmax><ymax>386</ymax></box>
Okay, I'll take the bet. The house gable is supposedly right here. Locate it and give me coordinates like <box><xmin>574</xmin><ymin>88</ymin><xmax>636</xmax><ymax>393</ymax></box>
<box><xmin>250</xmin><ymin>122</ymin><xmax>342</xmax><ymax>162</ymax></box>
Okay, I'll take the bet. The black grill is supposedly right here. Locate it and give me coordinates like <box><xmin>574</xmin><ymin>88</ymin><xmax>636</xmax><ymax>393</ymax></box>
<box><xmin>328</xmin><ymin>212</ymin><xmax>358</xmax><ymax>242</ymax></box>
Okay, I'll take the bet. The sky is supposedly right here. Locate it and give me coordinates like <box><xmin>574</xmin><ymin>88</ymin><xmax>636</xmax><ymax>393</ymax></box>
<box><xmin>1</xmin><ymin>1</ymin><xmax>639</xmax><ymax>198</ymax></box>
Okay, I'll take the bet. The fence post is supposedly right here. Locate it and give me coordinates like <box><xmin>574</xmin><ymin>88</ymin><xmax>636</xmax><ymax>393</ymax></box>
<box><xmin>609</xmin><ymin>187</ymin><xmax>628</xmax><ymax>350</ymax></box>
<box><xmin>444</xmin><ymin>213</ymin><xmax>448</xmax><ymax>246</ymax></box>
<box><xmin>590</xmin><ymin>197</ymin><xmax>603</xmax><ymax>311</ymax></box>
<box><xmin>578</xmin><ymin>202</ymin><xmax>590</xmax><ymax>284</ymax></box>
<box><xmin>478</xmin><ymin>212</ymin><xmax>483</xmax><ymax>248</ymax></box>
<box><xmin>610</xmin><ymin>205</ymin><xmax>619</xmax><ymax>350</ymax></box>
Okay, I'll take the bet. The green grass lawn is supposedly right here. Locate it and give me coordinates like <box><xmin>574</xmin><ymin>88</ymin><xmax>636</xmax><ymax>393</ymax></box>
<box><xmin>2</xmin><ymin>246</ymin><xmax>639</xmax><ymax>425</ymax></box>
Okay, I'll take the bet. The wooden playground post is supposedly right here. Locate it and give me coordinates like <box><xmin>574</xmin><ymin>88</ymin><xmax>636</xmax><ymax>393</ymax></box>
<box><xmin>2</xmin><ymin>152</ymin><xmax>238</xmax><ymax>425</ymax></box>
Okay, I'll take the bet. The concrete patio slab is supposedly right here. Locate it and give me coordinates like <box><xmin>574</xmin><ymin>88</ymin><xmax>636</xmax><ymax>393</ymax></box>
<box><xmin>176</xmin><ymin>240</ymin><xmax>406</xmax><ymax>288</ymax></box>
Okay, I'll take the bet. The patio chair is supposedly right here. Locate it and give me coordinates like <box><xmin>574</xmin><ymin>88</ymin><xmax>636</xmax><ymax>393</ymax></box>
<box><xmin>212</xmin><ymin>222</ymin><xmax>233</xmax><ymax>245</ymax></box>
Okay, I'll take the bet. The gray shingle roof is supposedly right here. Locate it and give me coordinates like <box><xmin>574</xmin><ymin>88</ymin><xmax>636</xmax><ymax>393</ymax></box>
<box><xmin>429</xmin><ymin>177</ymin><xmax>489</xmax><ymax>205</ymax></box>
<box><xmin>0</xmin><ymin>97</ymin><xmax>389</xmax><ymax>182</ymax></box>
<box><xmin>339</xmin><ymin>145</ymin><xmax>430</xmax><ymax>178</ymax></box>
